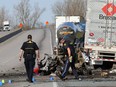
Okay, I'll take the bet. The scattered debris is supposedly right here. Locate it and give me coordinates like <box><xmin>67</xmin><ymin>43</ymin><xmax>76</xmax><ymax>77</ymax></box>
<box><xmin>109</xmin><ymin>69</ymin><xmax>116</xmax><ymax>74</ymax></box>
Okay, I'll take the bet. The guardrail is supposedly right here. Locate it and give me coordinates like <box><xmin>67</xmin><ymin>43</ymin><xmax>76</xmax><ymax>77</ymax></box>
<box><xmin>0</xmin><ymin>29</ymin><xmax>22</xmax><ymax>43</ymax></box>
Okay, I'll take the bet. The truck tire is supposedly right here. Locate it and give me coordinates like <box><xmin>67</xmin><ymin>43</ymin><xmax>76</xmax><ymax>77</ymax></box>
<box><xmin>101</xmin><ymin>62</ymin><xmax>113</xmax><ymax>70</ymax></box>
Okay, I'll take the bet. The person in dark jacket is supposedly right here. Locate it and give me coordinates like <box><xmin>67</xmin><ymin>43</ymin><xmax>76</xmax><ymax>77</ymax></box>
<box><xmin>19</xmin><ymin>34</ymin><xmax>40</xmax><ymax>83</ymax></box>
<box><xmin>56</xmin><ymin>36</ymin><xmax>79</xmax><ymax>80</ymax></box>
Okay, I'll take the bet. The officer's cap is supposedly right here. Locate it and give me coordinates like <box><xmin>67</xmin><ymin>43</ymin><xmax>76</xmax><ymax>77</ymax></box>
<box><xmin>27</xmin><ymin>34</ymin><xmax>32</xmax><ymax>39</ymax></box>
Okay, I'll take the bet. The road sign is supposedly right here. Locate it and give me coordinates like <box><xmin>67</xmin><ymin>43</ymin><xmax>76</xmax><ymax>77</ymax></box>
<box><xmin>45</xmin><ymin>21</ymin><xmax>49</xmax><ymax>25</ymax></box>
<box><xmin>19</xmin><ymin>23</ymin><xmax>23</xmax><ymax>28</ymax></box>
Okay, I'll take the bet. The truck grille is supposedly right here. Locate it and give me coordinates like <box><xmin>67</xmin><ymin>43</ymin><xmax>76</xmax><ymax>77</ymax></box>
<box><xmin>98</xmin><ymin>52</ymin><xmax>115</xmax><ymax>59</ymax></box>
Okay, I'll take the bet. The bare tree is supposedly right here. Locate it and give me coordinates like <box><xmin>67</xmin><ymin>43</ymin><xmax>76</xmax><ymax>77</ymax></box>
<box><xmin>14</xmin><ymin>0</ymin><xmax>44</xmax><ymax>29</ymax></box>
<box><xmin>14</xmin><ymin>0</ymin><xmax>30</xmax><ymax>29</ymax></box>
<box><xmin>29</xmin><ymin>3</ymin><xmax>45</xmax><ymax>28</ymax></box>
<box><xmin>52</xmin><ymin>0</ymin><xmax>87</xmax><ymax>19</ymax></box>
<box><xmin>52</xmin><ymin>1</ymin><xmax>64</xmax><ymax>16</ymax></box>
<box><xmin>0</xmin><ymin>7</ymin><xmax>9</xmax><ymax>26</ymax></box>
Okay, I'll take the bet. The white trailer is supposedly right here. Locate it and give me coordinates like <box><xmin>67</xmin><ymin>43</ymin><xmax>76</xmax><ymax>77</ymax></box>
<box><xmin>85</xmin><ymin>0</ymin><xmax>116</xmax><ymax>69</ymax></box>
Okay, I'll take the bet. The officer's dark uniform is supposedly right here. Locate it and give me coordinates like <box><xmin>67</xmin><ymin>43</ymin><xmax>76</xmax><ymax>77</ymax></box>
<box><xmin>61</xmin><ymin>42</ymin><xmax>78</xmax><ymax>79</ymax></box>
<box><xmin>21</xmin><ymin>40</ymin><xmax>39</xmax><ymax>82</ymax></box>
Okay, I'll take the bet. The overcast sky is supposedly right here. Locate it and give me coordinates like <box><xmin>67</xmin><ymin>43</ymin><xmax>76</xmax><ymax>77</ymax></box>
<box><xmin>0</xmin><ymin>0</ymin><xmax>61</xmax><ymax>23</ymax></box>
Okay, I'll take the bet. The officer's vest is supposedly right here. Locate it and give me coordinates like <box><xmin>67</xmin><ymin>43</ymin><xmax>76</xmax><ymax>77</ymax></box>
<box><xmin>25</xmin><ymin>41</ymin><xmax>35</xmax><ymax>55</ymax></box>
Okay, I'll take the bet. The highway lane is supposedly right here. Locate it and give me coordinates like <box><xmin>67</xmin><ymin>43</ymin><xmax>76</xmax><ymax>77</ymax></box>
<box><xmin>0</xmin><ymin>28</ymin><xmax>20</xmax><ymax>38</ymax></box>
<box><xmin>0</xmin><ymin>29</ymin><xmax>48</xmax><ymax>74</ymax></box>
<box><xmin>3</xmin><ymin>75</ymin><xmax>116</xmax><ymax>87</ymax></box>
<box><xmin>1</xmin><ymin>28</ymin><xmax>116</xmax><ymax>87</ymax></box>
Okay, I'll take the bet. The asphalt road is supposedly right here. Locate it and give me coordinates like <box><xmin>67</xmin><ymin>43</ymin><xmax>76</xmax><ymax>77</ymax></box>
<box><xmin>0</xmin><ymin>28</ymin><xmax>20</xmax><ymax>38</ymax></box>
<box><xmin>0</xmin><ymin>28</ymin><xmax>116</xmax><ymax>87</ymax></box>
<box><xmin>0</xmin><ymin>29</ymin><xmax>51</xmax><ymax>73</ymax></box>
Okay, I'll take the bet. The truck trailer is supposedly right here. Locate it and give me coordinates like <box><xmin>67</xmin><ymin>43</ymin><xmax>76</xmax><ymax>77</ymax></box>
<box><xmin>85</xmin><ymin>0</ymin><xmax>116</xmax><ymax>69</ymax></box>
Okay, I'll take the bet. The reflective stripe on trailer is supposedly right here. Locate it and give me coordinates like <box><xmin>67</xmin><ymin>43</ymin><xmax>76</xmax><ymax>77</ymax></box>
<box><xmin>85</xmin><ymin>43</ymin><xmax>103</xmax><ymax>47</ymax></box>
<box><xmin>92</xmin><ymin>58</ymin><xmax>116</xmax><ymax>62</ymax></box>
<box><xmin>85</xmin><ymin>44</ymin><xmax>116</xmax><ymax>48</ymax></box>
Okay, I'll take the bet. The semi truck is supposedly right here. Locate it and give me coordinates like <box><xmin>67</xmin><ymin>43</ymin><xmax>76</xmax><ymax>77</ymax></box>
<box><xmin>85</xmin><ymin>0</ymin><xmax>116</xmax><ymax>69</ymax></box>
<box><xmin>3</xmin><ymin>21</ymin><xmax>10</xmax><ymax>31</ymax></box>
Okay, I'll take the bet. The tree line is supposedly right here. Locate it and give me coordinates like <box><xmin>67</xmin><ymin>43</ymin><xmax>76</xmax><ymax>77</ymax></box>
<box><xmin>0</xmin><ymin>0</ymin><xmax>86</xmax><ymax>29</ymax></box>
<box><xmin>0</xmin><ymin>0</ymin><xmax>45</xmax><ymax>30</ymax></box>
<box><xmin>52</xmin><ymin>0</ymin><xmax>86</xmax><ymax>20</ymax></box>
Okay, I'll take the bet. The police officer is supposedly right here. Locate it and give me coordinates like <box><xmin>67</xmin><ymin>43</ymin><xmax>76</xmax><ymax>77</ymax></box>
<box><xmin>19</xmin><ymin>34</ymin><xmax>40</xmax><ymax>83</ymax></box>
<box><xmin>57</xmin><ymin>36</ymin><xmax>79</xmax><ymax>80</ymax></box>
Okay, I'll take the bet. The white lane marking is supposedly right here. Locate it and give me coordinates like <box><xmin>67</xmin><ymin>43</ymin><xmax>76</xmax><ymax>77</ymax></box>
<box><xmin>53</xmin><ymin>82</ymin><xmax>58</xmax><ymax>87</ymax></box>
<box><xmin>48</xmin><ymin>29</ymin><xmax>58</xmax><ymax>87</ymax></box>
<box><xmin>48</xmin><ymin>29</ymin><xmax>53</xmax><ymax>54</ymax></box>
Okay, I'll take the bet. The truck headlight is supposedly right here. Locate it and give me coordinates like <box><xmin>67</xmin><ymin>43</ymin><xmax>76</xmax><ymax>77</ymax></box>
<box><xmin>90</xmin><ymin>50</ymin><xmax>96</xmax><ymax>58</ymax></box>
